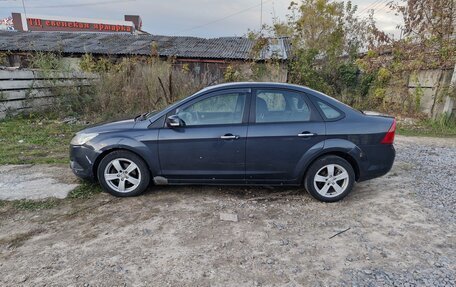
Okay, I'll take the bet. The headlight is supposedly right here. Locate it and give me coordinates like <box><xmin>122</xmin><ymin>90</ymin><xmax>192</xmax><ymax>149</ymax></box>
<box><xmin>70</xmin><ymin>133</ymin><xmax>98</xmax><ymax>145</ymax></box>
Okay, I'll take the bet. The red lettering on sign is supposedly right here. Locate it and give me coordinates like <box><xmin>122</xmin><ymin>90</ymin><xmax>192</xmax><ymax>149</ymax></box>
<box><xmin>25</xmin><ymin>17</ymin><xmax>133</xmax><ymax>33</ymax></box>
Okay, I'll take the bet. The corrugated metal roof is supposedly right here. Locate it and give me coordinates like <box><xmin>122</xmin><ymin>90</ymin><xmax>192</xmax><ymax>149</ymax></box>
<box><xmin>0</xmin><ymin>31</ymin><xmax>289</xmax><ymax>60</ymax></box>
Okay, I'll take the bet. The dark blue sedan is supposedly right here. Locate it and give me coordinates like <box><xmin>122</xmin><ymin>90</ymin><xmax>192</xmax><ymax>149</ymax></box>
<box><xmin>70</xmin><ymin>82</ymin><xmax>396</xmax><ymax>202</ymax></box>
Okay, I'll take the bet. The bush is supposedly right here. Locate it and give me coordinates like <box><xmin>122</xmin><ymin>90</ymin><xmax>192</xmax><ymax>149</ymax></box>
<box><xmin>88</xmin><ymin>58</ymin><xmax>210</xmax><ymax>120</ymax></box>
<box><xmin>26</xmin><ymin>54</ymin><xmax>212</xmax><ymax>121</ymax></box>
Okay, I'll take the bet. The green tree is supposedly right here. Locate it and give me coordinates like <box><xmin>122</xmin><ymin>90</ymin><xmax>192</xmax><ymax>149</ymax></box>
<box><xmin>286</xmin><ymin>0</ymin><xmax>369</xmax><ymax>100</ymax></box>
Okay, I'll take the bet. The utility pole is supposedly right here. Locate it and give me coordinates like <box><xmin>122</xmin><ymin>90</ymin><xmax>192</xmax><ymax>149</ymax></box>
<box><xmin>21</xmin><ymin>0</ymin><xmax>27</xmax><ymax>18</ymax></box>
<box><xmin>272</xmin><ymin>0</ymin><xmax>276</xmax><ymax>20</ymax></box>
<box><xmin>443</xmin><ymin>63</ymin><xmax>456</xmax><ymax>116</ymax></box>
<box><xmin>260</xmin><ymin>0</ymin><xmax>263</xmax><ymax>30</ymax></box>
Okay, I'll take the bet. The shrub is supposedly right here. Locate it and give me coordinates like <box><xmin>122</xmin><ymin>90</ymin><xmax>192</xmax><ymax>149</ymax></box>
<box><xmin>86</xmin><ymin>58</ymin><xmax>211</xmax><ymax>120</ymax></box>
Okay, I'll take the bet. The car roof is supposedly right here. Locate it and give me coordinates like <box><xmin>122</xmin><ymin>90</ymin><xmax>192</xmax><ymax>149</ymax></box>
<box><xmin>202</xmin><ymin>81</ymin><xmax>307</xmax><ymax>91</ymax></box>
<box><xmin>199</xmin><ymin>82</ymin><xmax>336</xmax><ymax>104</ymax></box>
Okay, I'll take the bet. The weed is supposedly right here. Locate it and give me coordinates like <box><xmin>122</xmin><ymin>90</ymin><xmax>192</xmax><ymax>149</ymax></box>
<box><xmin>397</xmin><ymin>114</ymin><xmax>456</xmax><ymax>137</ymax></box>
<box><xmin>69</xmin><ymin>181</ymin><xmax>102</xmax><ymax>199</ymax></box>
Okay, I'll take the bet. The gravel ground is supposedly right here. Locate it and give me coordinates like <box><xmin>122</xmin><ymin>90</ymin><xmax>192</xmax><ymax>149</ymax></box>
<box><xmin>395</xmin><ymin>136</ymin><xmax>456</xmax><ymax>223</ymax></box>
<box><xmin>344</xmin><ymin>267</ymin><xmax>455</xmax><ymax>286</ymax></box>
<box><xmin>0</xmin><ymin>135</ymin><xmax>454</xmax><ymax>286</ymax></box>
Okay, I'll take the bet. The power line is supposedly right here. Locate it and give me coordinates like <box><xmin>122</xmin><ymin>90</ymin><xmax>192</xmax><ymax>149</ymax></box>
<box><xmin>357</xmin><ymin>0</ymin><xmax>391</xmax><ymax>16</ymax></box>
<box><xmin>0</xmin><ymin>0</ymin><xmax>135</xmax><ymax>9</ymax></box>
<box><xmin>357</xmin><ymin>0</ymin><xmax>383</xmax><ymax>15</ymax></box>
<box><xmin>180</xmin><ymin>0</ymin><xmax>273</xmax><ymax>33</ymax></box>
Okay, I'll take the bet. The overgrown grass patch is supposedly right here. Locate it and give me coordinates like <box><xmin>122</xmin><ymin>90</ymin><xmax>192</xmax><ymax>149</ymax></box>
<box><xmin>69</xmin><ymin>181</ymin><xmax>102</xmax><ymax>199</ymax></box>
<box><xmin>0</xmin><ymin>116</ymin><xmax>83</xmax><ymax>164</ymax></box>
<box><xmin>397</xmin><ymin>116</ymin><xmax>456</xmax><ymax>137</ymax></box>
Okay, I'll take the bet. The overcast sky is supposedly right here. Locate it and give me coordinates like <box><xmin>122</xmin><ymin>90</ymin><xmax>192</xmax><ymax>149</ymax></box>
<box><xmin>0</xmin><ymin>0</ymin><xmax>403</xmax><ymax>38</ymax></box>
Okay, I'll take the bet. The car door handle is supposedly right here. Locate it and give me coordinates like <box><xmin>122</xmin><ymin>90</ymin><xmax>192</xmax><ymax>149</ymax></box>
<box><xmin>298</xmin><ymin>132</ymin><xmax>316</xmax><ymax>137</ymax></box>
<box><xmin>220</xmin><ymin>134</ymin><xmax>239</xmax><ymax>140</ymax></box>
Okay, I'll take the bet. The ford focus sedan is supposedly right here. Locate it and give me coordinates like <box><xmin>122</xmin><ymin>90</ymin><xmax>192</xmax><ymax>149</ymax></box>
<box><xmin>70</xmin><ymin>82</ymin><xmax>396</xmax><ymax>202</ymax></box>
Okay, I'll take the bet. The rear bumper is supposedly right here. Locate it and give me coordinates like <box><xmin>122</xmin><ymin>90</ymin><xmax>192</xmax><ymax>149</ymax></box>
<box><xmin>358</xmin><ymin>144</ymin><xmax>395</xmax><ymax>182</ymax></box>
<box><xmin>69</xmin><ymin>145</ymin><xmax>100</xmax><ymax>180</ymax></box>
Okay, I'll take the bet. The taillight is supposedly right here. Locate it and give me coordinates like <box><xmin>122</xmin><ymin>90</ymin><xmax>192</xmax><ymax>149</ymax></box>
<box><xmin>381</xmin><ymin>118</ymin><xmax>396</xmax><ymax>144</ymax></box>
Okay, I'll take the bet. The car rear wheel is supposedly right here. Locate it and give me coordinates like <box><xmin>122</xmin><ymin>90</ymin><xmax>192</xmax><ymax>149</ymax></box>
<box><xmin>304</xmin><ymin>155</ymin><xmax>355</xmax><ymax>202</ymax></box>
<box><xmin>97</xmin><ymin>150</ymin><xmax>150</xmax><ymax>197</ymax></box>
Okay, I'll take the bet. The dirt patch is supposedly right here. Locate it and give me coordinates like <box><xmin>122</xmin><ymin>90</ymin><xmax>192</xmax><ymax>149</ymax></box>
<box><xmin>0</xmin><ymin>228</ymin><xmax>45</xmax><ymax>249</ymax></box>
<box><xmin>0</xmin><ymin>136</ymin><xmax>454</xmax><ymax>286</ymax></box>
<box><xmin>0</xmin><ymin>164</ymin><xmax>78</xmax><ymax>200</ymax></box>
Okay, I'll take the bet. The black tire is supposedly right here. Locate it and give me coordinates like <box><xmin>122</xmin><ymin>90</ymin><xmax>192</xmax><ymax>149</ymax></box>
<box><xmin>304</xmin><ymin>155</ymin><xmax>355</xmax><ymax>202</ymax></box>
<box><xmin>97</xmin><ymin>150</ymin><xmax>150</xmax><ymax>197</ymax></box>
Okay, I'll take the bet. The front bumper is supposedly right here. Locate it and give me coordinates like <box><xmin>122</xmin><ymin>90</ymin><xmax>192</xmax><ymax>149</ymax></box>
<box><xmin>69</xmin><ymin>145</ymin><xmax>100</xmax><ymax>180</ymax></box>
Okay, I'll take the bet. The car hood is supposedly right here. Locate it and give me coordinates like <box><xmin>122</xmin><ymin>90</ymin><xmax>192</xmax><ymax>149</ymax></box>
<box><xmin>79</xmin><ymin>119</ymin><xmax>136</xmax><ymax>134</ymax></box>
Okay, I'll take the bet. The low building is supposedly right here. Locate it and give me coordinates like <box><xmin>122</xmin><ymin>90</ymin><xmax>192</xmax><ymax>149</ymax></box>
<box><xmin>0</xmin><ymin>30</ymin><xmax>290</xmax><ymax>82</ymax></box>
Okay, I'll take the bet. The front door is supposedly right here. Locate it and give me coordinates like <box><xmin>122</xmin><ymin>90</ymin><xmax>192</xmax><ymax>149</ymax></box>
<box><xmin>158</xmin><ymin>89</ymin><xmax>250</xmax><ymax>183</ymax></box>
<box><xmin>246</xmin><ymin>88</ymin><xmax>325</xmax><ymax>184</ymax></box>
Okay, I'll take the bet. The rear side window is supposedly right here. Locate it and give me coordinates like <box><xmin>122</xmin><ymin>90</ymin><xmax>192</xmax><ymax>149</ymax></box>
<box><xmin>255</xmin><ymin>90</ymin><xmax>312</xmax><ymax>123</ymax></box>
<box><xmin>317</xmin><ymin>101</ymin><xmax>342</xmax><ymax>120</ymax></box>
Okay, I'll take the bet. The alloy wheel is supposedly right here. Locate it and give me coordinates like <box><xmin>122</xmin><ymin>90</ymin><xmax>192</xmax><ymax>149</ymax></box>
<box><xmin>313</xmin><ymin>164</ymin><xmax>349</xmax><ymax>198</ymax></box>
<box><xmin>103</xmin><ymin>158</ymin><xmax>142</xmax><ymax>193</ymax></box>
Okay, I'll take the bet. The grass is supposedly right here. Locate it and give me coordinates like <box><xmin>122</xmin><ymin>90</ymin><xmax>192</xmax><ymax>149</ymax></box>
<box><xmin>68</xmin><ymin>181</ymin><xmax>102</xmax><ymax>199</ymax></box>
<box><xmin>397</xmin><ymin>116</ymin><xmax>456</xmax><ymax>137</ymax></box>
<box><xmin>0</xmin><ymin>116</ymin><xmax>103</xmax><ymax>212</ymax></box>
<box><xmin>0</xmin><ymin>116</ymin><xmax>83</xmax><ymax>164</ymax></box>
<box><xmin>12</xmin><ymin>199</ymin><xmax>58</xmax><ymax>211</ymax></box>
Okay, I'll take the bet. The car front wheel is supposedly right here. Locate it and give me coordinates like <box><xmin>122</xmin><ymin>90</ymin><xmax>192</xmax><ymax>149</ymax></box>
<box><xmin>97</xmin><ymin>150</ymin><xmax>150</xmax><ymax>197</ymax></box>
<box><xmin>304</xmin><ymin>155</ymin><xmax>355</xmax><ymax>202</ymax></box>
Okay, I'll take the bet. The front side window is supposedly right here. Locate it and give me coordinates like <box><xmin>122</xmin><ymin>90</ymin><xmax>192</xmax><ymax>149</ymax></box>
<box><xmin>177</xmin><ymin>93</ymin><xmax>246</xmax><ymax>126</ymax></box>
<box><xmin>255</xmin><ymin>90</ymin><xmax>312</xmax><ymax>123</ymax></box>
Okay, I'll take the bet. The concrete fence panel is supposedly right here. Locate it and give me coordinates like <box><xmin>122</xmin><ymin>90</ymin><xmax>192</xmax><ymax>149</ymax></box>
<box><xmin>0</xmin><ymin>69</ymin><xmax>96</xmax><ymax>119</ymax></box>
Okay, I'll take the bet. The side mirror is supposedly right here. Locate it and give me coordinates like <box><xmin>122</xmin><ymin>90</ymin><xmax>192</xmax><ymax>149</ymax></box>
<box><xmin>166</xmin><ymin>115</ymin><xmax>183</xmax><ymax>127</ymax></box>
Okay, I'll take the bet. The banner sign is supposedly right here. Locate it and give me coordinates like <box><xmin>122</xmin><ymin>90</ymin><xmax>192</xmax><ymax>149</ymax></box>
<box><xmin>11</xmin><ymin>13</ymin><xmax>136</xmax><ymax>34</ymax></box>
<box><xmin>26</xmin><ymin>17</ymin><xmax>133</xmax><ymax>33</ymax></box>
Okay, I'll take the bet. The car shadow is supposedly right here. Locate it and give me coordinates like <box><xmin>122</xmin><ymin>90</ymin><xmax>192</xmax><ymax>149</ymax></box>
<box><xmin>142</xmin><ymin>184</ymin><xmax>313</xmax><ymax>202</ymax></box>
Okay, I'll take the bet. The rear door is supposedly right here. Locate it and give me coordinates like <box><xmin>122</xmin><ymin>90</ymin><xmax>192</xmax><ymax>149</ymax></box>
<box><xmin>246</xmin><ymin>88</ymin><xmax>325</xmax><ymax>184</ymax></box>
<box><xmin>158</xmin><ymin>89</ymin><xmax>250</xmax><ymax>183</ymax></box>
